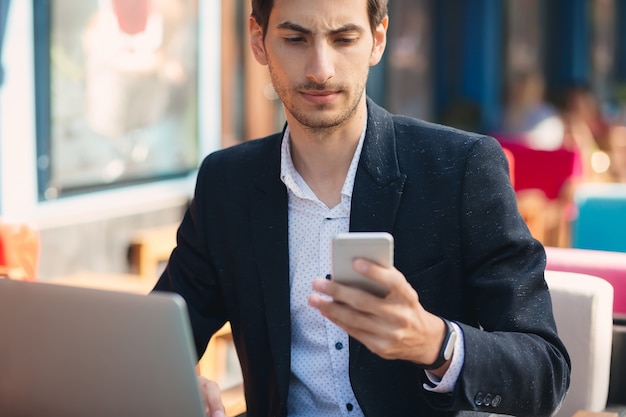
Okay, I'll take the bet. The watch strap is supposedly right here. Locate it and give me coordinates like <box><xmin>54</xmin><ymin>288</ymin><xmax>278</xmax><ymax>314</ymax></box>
<box><xmin>421</xmin><ymin>318</ymin><xmax>457</xmax><ymax>370</ymax></box>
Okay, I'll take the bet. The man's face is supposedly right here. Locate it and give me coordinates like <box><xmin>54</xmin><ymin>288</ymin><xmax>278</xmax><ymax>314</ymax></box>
<box><xmin>250</xmin><ymin>0</ymin><xmax>387</xmax><ymax>132</ymax></box>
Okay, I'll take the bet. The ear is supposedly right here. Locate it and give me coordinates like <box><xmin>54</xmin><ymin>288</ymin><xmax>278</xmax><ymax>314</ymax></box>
<box><xmin>369</xmin><ymin>16</ymin><xmax>388</xmax><ymax>67</ymax></box>
<box><xmin>249</xmin><ymin>17</ymin><xmax>268</xmax><ymax>66</ymax></box>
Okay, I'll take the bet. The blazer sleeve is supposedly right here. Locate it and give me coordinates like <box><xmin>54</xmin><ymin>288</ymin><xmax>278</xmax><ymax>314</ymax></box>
<box><xmin>426</xmin><ymin>137</ymin><xmax>571</xmax><ymax>416</ymax></box>
<box><xmin>152</xmin><ymin>155</ymin><xmax>229</xmax><ymax>359</ymax></box>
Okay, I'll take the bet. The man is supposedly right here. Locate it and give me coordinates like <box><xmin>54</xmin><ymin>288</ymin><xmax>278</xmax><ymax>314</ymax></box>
<box><xmin>153</xmin><ymin>0</ymin><xmax>570</xmax><ymax>415</ymax></box>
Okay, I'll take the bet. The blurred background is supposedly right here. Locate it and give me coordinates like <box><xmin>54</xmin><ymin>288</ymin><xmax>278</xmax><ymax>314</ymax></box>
<box><xmin>2</xmin><ymin>0</ymin><xmax>626</xmax><ymax>281</ymax></box>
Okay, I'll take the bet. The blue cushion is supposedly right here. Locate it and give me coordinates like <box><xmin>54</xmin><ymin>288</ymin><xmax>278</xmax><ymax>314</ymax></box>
<box><xmin>573</xmin><ymin>183</ymin><xmax>626</xmax><ymax>253</ymax></box>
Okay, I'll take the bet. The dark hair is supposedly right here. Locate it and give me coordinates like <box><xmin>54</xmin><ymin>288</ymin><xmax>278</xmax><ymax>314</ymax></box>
<box><xmin>251</xmin><ymin>0</ymin><xmax>388</xmax><ymax>37</ymax></box>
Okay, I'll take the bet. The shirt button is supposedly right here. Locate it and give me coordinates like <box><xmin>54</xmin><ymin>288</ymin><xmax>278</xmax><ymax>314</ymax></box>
<box><xmin>491</xmin><ymin>395</ymin><xmax>502</xmax><ymax>407</ymax></box>
<box><xmin>474</xmin><ymin>392</ymin><xmax>484</xmax><ymax>406</ymax></box>
<box><xmin>484</xmin><ymin>394</ymin><xmax>492</xmax><ymax>406</ymax></box>
<box><xmin>335</xmin><ymin>342</ymin><xmax>343</xmax><ymax>350</ymax></box>
<box><xmin>346</xmin><ymin>403</ymin><xmax>354</xmax><ymax>411</ymax></box>
<box><xmin>325</xmin><ymin>274</ymin><xmax>332</xmax><ymax>280</ymax></box>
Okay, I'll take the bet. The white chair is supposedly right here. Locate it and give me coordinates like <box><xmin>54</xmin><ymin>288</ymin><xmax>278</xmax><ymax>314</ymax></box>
<box><xmin>545</xmin><ymin>270</ymin><xmax>614</xmax><ymax>417</ymax></box>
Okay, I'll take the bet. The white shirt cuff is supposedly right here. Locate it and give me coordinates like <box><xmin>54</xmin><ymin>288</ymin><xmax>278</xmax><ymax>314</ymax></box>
<box><xmin>423</xmin><ymin>322</ymin><xmax>464</xmax><ymax>393</ymax></box>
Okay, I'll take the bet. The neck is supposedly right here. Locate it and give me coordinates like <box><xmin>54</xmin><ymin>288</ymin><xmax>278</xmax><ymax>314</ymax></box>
<box><xmin>287</xmin><ymin>102</ymin><xmax>367</xmax><ymax>208</ymax></box>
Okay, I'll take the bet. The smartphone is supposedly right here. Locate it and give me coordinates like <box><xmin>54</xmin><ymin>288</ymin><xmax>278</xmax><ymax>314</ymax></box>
<box><xmin>331</xmin><ymin>232</ymin><xmax>394</xmax><ymax>297</ymax></box>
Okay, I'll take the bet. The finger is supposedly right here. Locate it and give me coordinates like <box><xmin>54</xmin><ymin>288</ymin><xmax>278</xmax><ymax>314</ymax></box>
<box><xmin>197</xmin><ymin>376</ymin><xmax>225</xmax><ymax>417</ymax></box>
<box><xmin>310</xmin><ymin>277</ymin><xmax>421</xmax><ymax>341</ymax></box>
<box><xmin>352</xmin><ymin>258</ymin><xmax>404</xmax><ymax>293</ymax></box>
<box><xmin>312</xmin><ymin>277</ymin><xmax>380</xmax><ymax>313</ymax></box>
<box><xmin>310</xmin><ymin>288</ymin><xmax>438</xmax><ymax>360</ymax></box>
<box><xmin>308</xmin><ymin>290</ymin><xmax>382</xmax><ymax>335</ymax></box>
<box><xmin>353</xmin><ymin>260</ymin><xmax>422</xmax><ymax>308</ymax></box>
<box><xmin>352</xmin><ymin>258</ymin><xmax>387</xmax><ymax>283</ymax></box>
<box><xmin>309</xmin><ymin>291</ymin><xmax>399</xmax><ymax>357</ymax></box>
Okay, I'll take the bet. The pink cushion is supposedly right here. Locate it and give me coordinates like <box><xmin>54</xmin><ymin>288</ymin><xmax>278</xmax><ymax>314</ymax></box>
<box><xmin>545</xmin><ymin>246</ymin><xmax>626</xmax><ymax>318</ymax></box>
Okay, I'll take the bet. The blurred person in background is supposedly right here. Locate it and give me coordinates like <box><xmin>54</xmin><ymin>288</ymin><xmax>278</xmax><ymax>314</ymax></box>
<box><xmin>555</xmin><ymin>82</ymin><xmax>613</xmax><ymax>181</ymax></box>
<box><xmin>496</xmin><ymin>69</ymin><xmax>565</xmax><ymax>150</ymax></box>
<box><xmin>609</xmin><ymin>123</ymin><xmax>626</xmax><ymax>182</ymax></box>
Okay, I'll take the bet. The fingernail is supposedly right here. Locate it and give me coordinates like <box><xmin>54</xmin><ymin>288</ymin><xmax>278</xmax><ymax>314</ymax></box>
<box><xmin>354</xmin><ymin>259</ymin><xmax>367</xmax><ymax>272</ymax></box>
<box><xmin>213</xmin><ymin>411</ymin><xmax>226</xmax><ymax>417</ymax></box>
<box><xmin>308</xmin><ymin>294</ymin><xmax>321</xmax><ymax>307</ymax></box>
<box><xmin>312</xmin><ymin>279</ymin><xmax>329</xmax><ymax>292</ymax></box>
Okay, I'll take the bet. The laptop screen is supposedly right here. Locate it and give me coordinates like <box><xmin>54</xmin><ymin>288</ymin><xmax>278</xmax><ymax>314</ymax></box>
<box><xmin>0</xmin><ymin>279</ymin><xmax>206</xmax><ymax>417</ymax></box>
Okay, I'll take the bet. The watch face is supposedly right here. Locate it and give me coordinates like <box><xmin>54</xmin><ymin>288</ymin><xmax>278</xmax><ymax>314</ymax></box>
<box><xmin>444</xmin><ymin>329</ymin><xmax>457</xmax><ymax>360</ymax></box>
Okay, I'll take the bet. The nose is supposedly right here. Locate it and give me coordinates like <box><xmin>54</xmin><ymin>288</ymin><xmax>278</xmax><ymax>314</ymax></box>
<box><xmin>305</xmin><ymin>43</ymin><xmax>335</xmax><ymax>84</ymax></box>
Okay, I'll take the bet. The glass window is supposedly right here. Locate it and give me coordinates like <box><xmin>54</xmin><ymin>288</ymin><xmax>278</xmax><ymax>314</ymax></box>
<box><xmin>385</xmin><ymin>0</ymin><xmax>433</xmax><ymax>121</ymax></box>
<box><xmin>221</xmin><ymin>0</ymin><xmax>284</xmax><ymax>145</ymax></box>
<box><xmin>501</xmin><ymin>0</ymin><xmax>559</xmax><ymax>143</ymax></box>
<box><xmin>34</xmin><ymin>0</ymin><xmax>199</xmax><ymax>200</ymax></box>
<box><xmin>504</xmin><ymin>0</ymin><xmax>545</xmax><ymax>81</ymax></box>
<box><xmin>220</xmin><ymin>0</ymin><xmax>245</xmax><ymax>147</ymax></box>
<box><xmin>590</xmin><ymin>0</ymin><xmax>617</xmax><ymax>108</ymax></box>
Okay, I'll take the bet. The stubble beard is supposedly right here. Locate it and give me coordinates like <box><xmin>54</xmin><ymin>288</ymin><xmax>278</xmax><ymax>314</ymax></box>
<box><xmin>266</xmin><ymin>57</ymin><xmax>368</xmax><ymax>134</ymax></box>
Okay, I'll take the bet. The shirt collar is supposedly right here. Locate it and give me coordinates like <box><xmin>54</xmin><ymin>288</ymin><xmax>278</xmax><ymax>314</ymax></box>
<box><xmin>280</xmin><ymin>116</ymin><xmax>367</xmax><ymax>201</ymax></box>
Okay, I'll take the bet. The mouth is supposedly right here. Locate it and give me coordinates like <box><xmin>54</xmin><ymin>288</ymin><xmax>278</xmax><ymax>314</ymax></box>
<box><xmin>300</xmin><ymin>90</ymin><xmax>341</xmax><ymax>105</ymax></box>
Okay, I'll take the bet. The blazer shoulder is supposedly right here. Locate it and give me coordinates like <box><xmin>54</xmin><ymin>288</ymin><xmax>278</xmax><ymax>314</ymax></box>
<box><xmin>366</xmin><ymin>96</ymin><xmax>492</xmax><ymax>149</ymax></box>
<box><xmin>198</xmin><ymin>132</ymin><xmax>282</xmax><ymax>175</ymax></box>
<box><xmin>365</xmin><ymin>98</ymin><xmax>505</xmax><ymax>173</ymax></box>
<box><xmin>386</xmin><ymin>114</ymin><xmax>508</xmax><ymax>178</ymax></box>
<box><xmin>391</xmin><ymin>113</ymin><xmax>491</xmax><ymax>146</ymax></box>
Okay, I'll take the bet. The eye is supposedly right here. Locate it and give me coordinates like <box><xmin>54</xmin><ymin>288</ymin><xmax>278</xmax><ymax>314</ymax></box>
<box><xmin>336</xmin><ymin>37</ymin><xmax>357</xmax><ymax>44</ymax></box>
<box><xmin>284</xmin><ymin>36</ymin><xmax>305</xmax><ymax>44</ymax></box>
<box><xmin>334</xmin><ymin>34</ymin><xmax>359</xmax><ymax>45</ymax></box>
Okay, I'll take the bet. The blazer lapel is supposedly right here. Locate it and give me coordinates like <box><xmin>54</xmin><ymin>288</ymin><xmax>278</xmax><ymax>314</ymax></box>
<box><xmin>349</xmin><ymin>98</ymin><xmax>407</xmax><ymax>367</ymax></box>
<box><xmin>249</xmin><ymin>134</ymin><xmax>292</xmax><ymax>405</ymax></box>
<box><xmin>350</xmin><ymin>98</ymin><xmax>407</xmax><ymax>232</ymax></box>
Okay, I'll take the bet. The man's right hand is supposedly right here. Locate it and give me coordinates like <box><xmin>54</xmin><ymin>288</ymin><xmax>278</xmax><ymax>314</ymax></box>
<box><xmin>197</xmin><ymin>376</ymin><xmax>226</xmax><ymax>417</ymax></box>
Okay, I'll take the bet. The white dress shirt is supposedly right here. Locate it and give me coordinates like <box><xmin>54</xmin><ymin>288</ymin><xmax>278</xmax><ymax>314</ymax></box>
<box><xmin>280</xmin><ymin>120</ymin><xmax>465</xmax><ymax>417</ymax></box>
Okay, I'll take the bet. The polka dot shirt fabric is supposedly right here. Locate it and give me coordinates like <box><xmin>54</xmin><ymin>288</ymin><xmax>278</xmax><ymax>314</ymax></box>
<box><xmin>281</xmin><ymin>124</ymin><xmax>365</xmax><ymax>416</ymax></box>
<box><xmin>279</xmin><ymin>123</ymin><xmax>464</xmax><ymax>416</ymax></box>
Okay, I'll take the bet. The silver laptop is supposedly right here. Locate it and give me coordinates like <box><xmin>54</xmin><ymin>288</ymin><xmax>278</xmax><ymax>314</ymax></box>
<box><xmin>0</xmin><ymin>278</ymin><xmax>206</xmax><ymax>417</ymax></box>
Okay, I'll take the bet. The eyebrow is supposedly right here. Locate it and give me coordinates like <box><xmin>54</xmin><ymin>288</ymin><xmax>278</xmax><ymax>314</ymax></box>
<box><xmin>276</xmin><ymin>21</ymin><xmax>365</xmax><ymax>36</ymax></box>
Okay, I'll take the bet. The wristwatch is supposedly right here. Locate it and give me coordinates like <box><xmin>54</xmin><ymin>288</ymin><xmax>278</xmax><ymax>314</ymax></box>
<box><xmin>422</xmin><ymin>318</ymin><xmax>457</xmax><ymax>370</ymax></box>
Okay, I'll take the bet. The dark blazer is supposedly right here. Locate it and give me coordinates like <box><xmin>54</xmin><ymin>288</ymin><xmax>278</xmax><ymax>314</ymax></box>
<box><xmin>154</xmin><ymin>98</ymin><xmax>570</xmax><ymax>417</ymax></box>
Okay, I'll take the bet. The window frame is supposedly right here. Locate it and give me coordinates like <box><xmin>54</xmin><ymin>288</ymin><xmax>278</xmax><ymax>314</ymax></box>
<box><xmin>0</xmin><ymin>1</ymin><xmax>221</xmax><ymax>227</ymax></box>
<box><xmin>33</xmin><ymin>0</ymin><xmax>203</xmax><ymax>200</ymax></box>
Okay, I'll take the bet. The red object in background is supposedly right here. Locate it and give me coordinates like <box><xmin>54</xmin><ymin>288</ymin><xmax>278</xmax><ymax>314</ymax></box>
<box><xmin>0</xmin><ymin>220</ymin><xmax>40</xmax><ymax>280</ymax></box>
<box><xmin>502</xmin><ymin>147</ymin><xmax>515</xmax><ymax>186</ymax></box>
<box><xmin>496</xmin><ymin>139</ymin><xmax>579</xmax><ymax>200</ymax></box>
<box><xmin>111</xmin><ymin>0</ymin><xmax>151</xmax><ymax>35</ymax></box>
<box><xmin>0</xmin><ymin>237</ymin><xmax>6</xmax><ymax>276</ymax></box>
